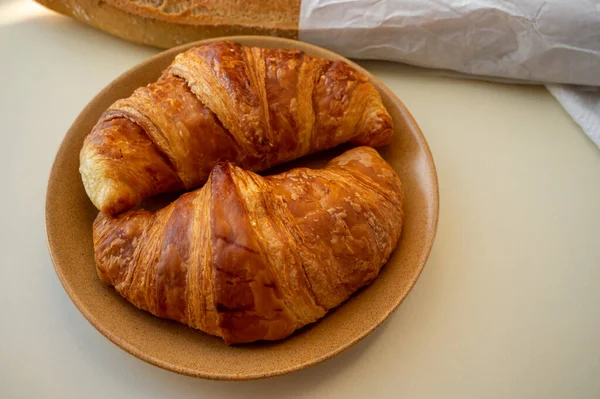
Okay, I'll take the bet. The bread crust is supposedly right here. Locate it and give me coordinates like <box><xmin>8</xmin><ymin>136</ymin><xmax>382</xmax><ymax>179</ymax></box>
<box><xmin>35</xmin><ymin>0</ymin><xmax>300</xmax><ymax>48</ymax></box>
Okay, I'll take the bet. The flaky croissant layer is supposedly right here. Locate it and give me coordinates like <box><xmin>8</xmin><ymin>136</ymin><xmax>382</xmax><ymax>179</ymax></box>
<box><xmin>93</xmin><ymin>147</ymin><xmax>403</xmax><ymax>344</ymax></box>
<box><xmin>80</xmin><ymin>41</ymin><xmax>393</xmax><ymax>214</ymax></box>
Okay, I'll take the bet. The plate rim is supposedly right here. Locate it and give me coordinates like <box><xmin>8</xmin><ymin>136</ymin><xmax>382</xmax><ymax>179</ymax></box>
<box><xmin>45</xmin><ymin>35</ymin><xmax>439</xmax><ymax>380</ymax></box>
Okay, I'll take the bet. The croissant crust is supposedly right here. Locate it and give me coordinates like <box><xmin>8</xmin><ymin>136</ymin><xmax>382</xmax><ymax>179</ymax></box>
<box><xmin>93</xmin><ymin>147</ymin><xmax>403</xmax><ymax>344</ymax></box>
<box><xmin>80</xmin><ymin>41</ymin><xmax>394</xmax><ymax>214</ymax></box>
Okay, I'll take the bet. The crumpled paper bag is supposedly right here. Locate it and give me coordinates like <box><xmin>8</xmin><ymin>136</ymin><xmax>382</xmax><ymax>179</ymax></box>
<box><xmin>300</xmin><ymin>0</ymin><xmax>600</xmax><ymax>86</ymax></box>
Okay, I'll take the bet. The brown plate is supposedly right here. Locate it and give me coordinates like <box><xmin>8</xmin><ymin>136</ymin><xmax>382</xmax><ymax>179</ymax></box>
<box><xmin>45</xmin><ymin>36</ymin><xmax>439</xmax><ymax>380</ymax></box>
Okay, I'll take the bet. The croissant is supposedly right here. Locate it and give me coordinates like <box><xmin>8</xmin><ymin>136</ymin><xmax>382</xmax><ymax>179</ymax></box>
<box><xmin>93</xmin><ymin>147</ymin><xmax>403</xmax><ymax>344</ymax></box>
<box><xmin>80</xmin><ymin>41</ymin><xmax>394</xmax><ymax>215</ymax></box>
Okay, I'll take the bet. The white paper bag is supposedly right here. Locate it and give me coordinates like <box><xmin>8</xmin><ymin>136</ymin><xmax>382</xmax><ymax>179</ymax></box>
<box><xmin>300</xmin><ymin>0</ymin><xmax>600</xmax><ymax>86</ymax></box>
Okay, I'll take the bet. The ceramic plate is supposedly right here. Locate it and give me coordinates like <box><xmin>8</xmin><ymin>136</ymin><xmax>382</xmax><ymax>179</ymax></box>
<box><xmin>45</xmin><ymin>36</ymin><xmax>439</xmax><ymax>380</ymax></box>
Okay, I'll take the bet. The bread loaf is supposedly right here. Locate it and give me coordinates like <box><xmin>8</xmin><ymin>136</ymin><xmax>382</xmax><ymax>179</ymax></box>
<box><xmin>35</xmin><ymin>0</ymin><xmax>300</xmax><ymax>48</ymax></box>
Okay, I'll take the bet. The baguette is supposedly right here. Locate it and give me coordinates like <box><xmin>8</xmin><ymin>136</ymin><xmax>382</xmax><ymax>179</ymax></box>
<box><xmin>35</xmin><ymin>0</ymin><xmax>300</xmax><ymax>48</ymax></box>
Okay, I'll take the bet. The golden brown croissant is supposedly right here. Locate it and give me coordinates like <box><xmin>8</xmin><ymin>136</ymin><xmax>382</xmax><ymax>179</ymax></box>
<box><xmin>93</xmin><ymin>147</ymin><xmax>403</xmax><ymax>344</ymax></box>
<box><xmin>80</xmin><ymin>41</ymin><xmax>393</xmax><ymax>214</ymax></box>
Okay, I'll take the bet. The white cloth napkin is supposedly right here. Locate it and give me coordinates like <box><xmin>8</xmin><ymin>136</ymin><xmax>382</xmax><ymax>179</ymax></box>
<box><xmin>299</xmin><ymin>0</ymin><xmax>600</xmax><ymax>148</ymax></box>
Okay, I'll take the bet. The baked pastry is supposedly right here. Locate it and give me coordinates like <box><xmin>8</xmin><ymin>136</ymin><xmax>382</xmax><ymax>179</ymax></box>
<box><xmin>80</xmin><ymin>41</ymin><xmax>393</xmax><ymax>214</ymax></box>
<box><xmin>35</xmin><ymin>0</ymin><xmax>300</xmax><ymax>48</ymax></box>
<box><xmin>93</xmin><ymin>146</ymin><xmax>403</xmax><ymax>344</ymax></box>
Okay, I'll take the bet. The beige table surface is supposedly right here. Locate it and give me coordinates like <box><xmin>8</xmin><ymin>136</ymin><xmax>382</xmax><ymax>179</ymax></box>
<box><xmin>2</xmin><ymin>1</ymin><xmax>600</xmax><ymax>398</ymax></box>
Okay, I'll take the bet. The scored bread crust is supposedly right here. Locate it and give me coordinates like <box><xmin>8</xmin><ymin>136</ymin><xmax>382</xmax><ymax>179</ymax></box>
<box><xmin>35</xmin><ymin>0</ymin><xmax>300</xmax><ymax>48</ymax></box>
<box><xmin>105</xmin><ymin>0</ymin><xmax>300</xmax><ymax>28</ymax></box>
